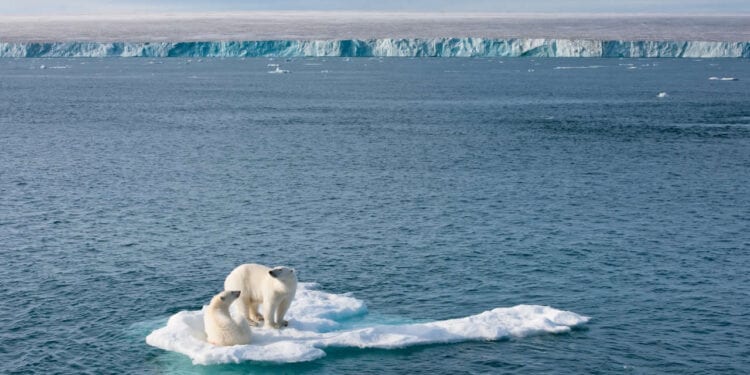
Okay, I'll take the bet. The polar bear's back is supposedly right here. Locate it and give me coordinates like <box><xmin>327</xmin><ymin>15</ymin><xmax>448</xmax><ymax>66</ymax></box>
<box><xmin>224</xmin><ymin>263</ymin><xmax>269</xmax><ymax>300</ymax></box>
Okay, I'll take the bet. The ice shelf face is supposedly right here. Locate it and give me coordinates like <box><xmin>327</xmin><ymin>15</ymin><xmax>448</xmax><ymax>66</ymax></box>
<box><xmin>1</xmin><ymin>39</ymin><xmax>749</xmax><ymax>58</ymax></box>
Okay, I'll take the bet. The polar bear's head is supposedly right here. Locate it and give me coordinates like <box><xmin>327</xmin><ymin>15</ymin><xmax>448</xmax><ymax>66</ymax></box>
<box><xmin>211</xmin><ymin>290</ymin><xmax>241</xmax><ymax>308</ymax></box>
<box><xmin>268</xmin><ymin>267</ymin><xmax>297</xmax><ymax>282</ymax></box>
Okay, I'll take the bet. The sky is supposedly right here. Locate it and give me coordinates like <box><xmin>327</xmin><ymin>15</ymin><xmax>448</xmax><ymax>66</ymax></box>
<box><xmin>2</xmin><ymin>0</ymin><xmax>749</xmax><ymax>15</ymax></box>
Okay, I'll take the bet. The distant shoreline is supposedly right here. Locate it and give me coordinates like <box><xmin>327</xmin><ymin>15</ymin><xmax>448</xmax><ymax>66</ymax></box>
<box><xmin>2</xmin><ymin>39</ymin><xmax>748</xmax><ymax>58</ymax></box>
<box><xmin>1</xmin><ymin>13</ymin><xmax>749</xmax><ymax>43</ymax></box>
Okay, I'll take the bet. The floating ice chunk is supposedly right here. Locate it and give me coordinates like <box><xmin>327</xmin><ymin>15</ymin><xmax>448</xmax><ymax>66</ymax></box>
<box><xmin>657</xmin><ymin>92</ymin><xmax>668</xmax><ymax>98</ymax></box>
<box><xmin>709</xmin><ymin>76</ymin><xmax>739</xmax><ymax>81</ymax></box>
<box><xmin>267</xmin><ymin>63</ymin><xmax>290</xmax><ymax>74</ymax></box>
<box><xmin>145</xmin><ymin>283</ymin><xmax>590</xmax><ymax>365</ymax></box>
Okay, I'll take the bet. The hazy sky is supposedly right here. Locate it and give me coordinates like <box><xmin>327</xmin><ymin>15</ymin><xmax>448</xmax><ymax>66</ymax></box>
<box><xmin>2</xmin><ymin>0</ymin><xmax>749</xmax><ymax>15</ymax></box>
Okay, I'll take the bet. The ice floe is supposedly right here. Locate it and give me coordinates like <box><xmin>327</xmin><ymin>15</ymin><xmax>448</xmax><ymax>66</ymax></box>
<box><xmin>146</xmin><ymin>283</ymin><xmax>590</xmax><ymax>365</ymax></box>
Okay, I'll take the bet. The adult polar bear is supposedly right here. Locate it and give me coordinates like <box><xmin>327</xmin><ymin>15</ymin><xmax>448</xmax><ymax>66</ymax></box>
<box><xmin>224</xmin><ymin>264</ymin><xmax>298</xmax><ymax>329</ymax></box>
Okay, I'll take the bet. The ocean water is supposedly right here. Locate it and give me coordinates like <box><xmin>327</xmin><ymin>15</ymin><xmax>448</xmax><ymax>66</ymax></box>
<box><xmin>1</xmin><ymin>57</ymin><xmax>749</xmax><ymax>374</ymax></box>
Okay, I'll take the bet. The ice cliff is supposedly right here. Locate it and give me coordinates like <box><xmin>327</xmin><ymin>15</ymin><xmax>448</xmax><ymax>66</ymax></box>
<box><xmin>1</xmin><ymin>38</ymin><xmax>748</xmax><ymax>58</ymax></box>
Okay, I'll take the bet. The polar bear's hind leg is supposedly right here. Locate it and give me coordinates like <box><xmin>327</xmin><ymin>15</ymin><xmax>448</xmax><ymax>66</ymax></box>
<box><xmin>248</xmin><ymin>301</ymin><xmax>264</xmax><ymax>324</ymax></box>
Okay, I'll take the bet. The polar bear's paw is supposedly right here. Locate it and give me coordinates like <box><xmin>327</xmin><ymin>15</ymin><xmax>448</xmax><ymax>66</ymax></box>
<box><xmin>247</xmin><ymin>313</ymin><xmax>264</xmax><ymax>325</ymax></box>
<box><xmin>265</xmin><ymin>320</ymin><xmax>289</xmax><ymax>329</ymax></box>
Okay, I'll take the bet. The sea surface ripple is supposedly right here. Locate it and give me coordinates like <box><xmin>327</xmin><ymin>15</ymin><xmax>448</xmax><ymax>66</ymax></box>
<box><xmin>0</xmin><ymin>58</ymin><xmax>749</xmax><ymax>374</ymax></box>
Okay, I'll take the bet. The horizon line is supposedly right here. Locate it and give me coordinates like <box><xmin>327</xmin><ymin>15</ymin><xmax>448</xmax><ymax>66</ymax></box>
<box><xmin>4</xmin><ymin>11</ymin><xmax>750</xmax><ymax>20</ymax></box>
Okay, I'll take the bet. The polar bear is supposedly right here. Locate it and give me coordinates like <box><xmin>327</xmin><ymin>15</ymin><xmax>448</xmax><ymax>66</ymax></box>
<box><xmin>224</xmin><ymin>263</ymin><xmax>297</xmax><ymax>329</ymax></box>
<box><xmin>203</xmin><ymin>290</ymin><xmax>252</xmax><ymax>346</ymax></box>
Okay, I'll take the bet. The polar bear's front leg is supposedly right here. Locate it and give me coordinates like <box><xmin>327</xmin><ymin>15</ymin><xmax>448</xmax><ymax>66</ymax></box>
<box><xmin>276</xmin><ymin>298</ymin><xmax>291</xmax><ymax>327</ymax></box>
<box><xmin>262</xmin><ymin>301</ymin><xmax>278</xmax><ymax>328</ymax></box>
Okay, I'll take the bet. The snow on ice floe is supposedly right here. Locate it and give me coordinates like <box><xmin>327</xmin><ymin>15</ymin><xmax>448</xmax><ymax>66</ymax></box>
<box><xmin>145</xmin><ymin>283</ymin><xmax>590</xmax><ymax>365</ymax></box>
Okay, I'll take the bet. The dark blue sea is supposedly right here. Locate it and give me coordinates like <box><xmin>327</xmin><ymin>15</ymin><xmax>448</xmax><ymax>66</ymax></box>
<box><xmin>1</xmin><ymin>57</ymin><xmax>749</xmax><ymax>374</ymax></box>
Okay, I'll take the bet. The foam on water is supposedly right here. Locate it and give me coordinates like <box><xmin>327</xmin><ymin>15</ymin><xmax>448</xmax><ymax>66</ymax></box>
<box><xmin>553</xmin><ymin>65</ymin><xmax>608</xmax><ymax>70</ymax></box>
<box><xmin>146</xmin><ymin>283</ymin><xmax>590</xmax><ymax>365</ymax></box>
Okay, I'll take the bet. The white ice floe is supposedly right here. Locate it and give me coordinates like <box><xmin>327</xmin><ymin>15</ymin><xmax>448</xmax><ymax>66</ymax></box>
<box><xmin>145</xmin><ymin>283</ymin><xmax>590</xmax><ymax>365</ymax></box>
<box><xmin>657</xmin><ymin>92</ymin><xmax>669</xmax><ymax>98</ymax></box>
<box><xmin>709</xmin><ymin>76</ymin><xmax>739</xmax><ymax>81</ymax></box>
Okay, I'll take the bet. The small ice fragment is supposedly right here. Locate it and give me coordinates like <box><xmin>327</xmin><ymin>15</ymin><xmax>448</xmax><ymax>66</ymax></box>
<box><xmin>657</xmin><ymin>92</ymin><xmax>668</xmax><ymax>98</ymax></box>
<box><xmin>267</xmin><ymin>64</ymin><xmax>290</xmax><ymax>74</ymax></box>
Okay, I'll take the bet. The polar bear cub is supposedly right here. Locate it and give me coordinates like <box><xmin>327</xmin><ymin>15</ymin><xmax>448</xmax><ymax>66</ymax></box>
<box><xmin>203</xmin><ymin>290</ymin><xmax>252</xmax><ymax>346</ymax></box>
<box><xmin>224</xmin><ymin>263</ymin><xmax>297</xmax><ymax>329</ymax></box>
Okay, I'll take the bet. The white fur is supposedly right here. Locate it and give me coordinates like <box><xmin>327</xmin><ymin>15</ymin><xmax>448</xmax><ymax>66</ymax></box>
<box><xmin>224</xmin><ymin>263</ymin><xmax>298</xmax><ymax>329</ymax></box>
<box><xmin>203</xmin><ymin>290</ymin><xmax>252</xmax><ymax>346</ymax></box>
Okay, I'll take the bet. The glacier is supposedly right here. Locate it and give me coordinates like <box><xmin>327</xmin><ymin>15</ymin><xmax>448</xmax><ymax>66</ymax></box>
<box><xmin>1</xmin><ymin>38</ymin><xmax>748</xmax><ymax>58</ymax></box>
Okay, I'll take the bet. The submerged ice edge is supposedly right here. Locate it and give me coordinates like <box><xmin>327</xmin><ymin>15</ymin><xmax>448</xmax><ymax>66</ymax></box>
<box><xmin>145</xmin><ymin>284</ymin><xmax>590</xmax><ymax>365</ymax></box>
<box><xmin>1</xmin><ymin>39</ymin><xmax>749</xmax><ymax>58</ymax></box>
